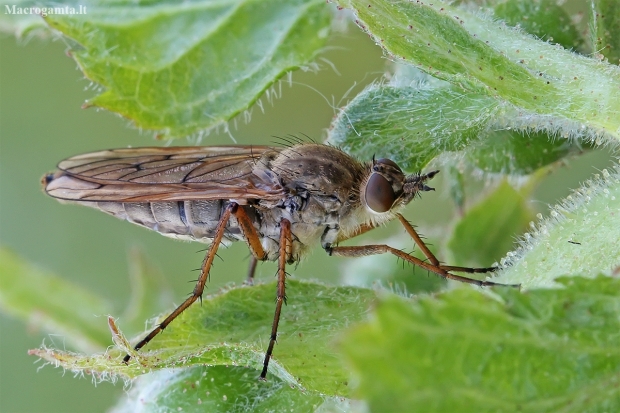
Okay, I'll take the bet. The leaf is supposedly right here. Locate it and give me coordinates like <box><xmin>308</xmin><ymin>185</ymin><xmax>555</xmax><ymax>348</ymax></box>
<box><xmin>44</xmin><ymin>0</ymin><xmax>331</xmax><ymax>138</ymax></box>
<box><xmin>591</xmin><ymin>0</ymin><xmax>620</xmax><ymax>65</ymax></box>
<box><xmin>463</xmin><ymin>129</ymin><xmax>588</xmax><ymax>175</ymax></box>
<box><xmin>109</xmin><ymin>365</ymin><xmax>348</xmax><ymax>413</ymax></box>
<box><xmin>328</xmin><ymin>83</ymin><xmax>502</xmax><ymax>171</ymax></box>
<box><xmin>495</xmin><ymin>165</ymin><xmax>620</xmax><ymax>288</ymax></box>
<box><xmin>327</xmin><ymin>82</ymin><xmax>583</xmax><ymax>173</ymax></box>
<box><xmin>445</xmin><ymin>164</ymin><xmax>466</xmax><ymax>213</ymax></box>
<box><xmin>494</xmin><ymin>0</ymin><xmax>584</xmax><ymax>51</ymax></box>
<box><xmin>29</xmin><ymin>280</ymin><xmax>378</xmax><ymax>397</ymax></box>
<box><xmin>448</xmin><ymin>181</ymin><xmax>533</xmax><ymax>267</ymax></box>
<box><xmin>335</xmin><ymin>0</ymin><xmax>620</xmax><ymax>142</ymax></box>
<box><xmin>0</xmin><ymin>248</ymin><xmax>112</xmax><ymax>352</ymax></box>
<box><xmin>341</xmin><ymin>275</ymin><xmax>620</xmax><ymax>413</ymax></box>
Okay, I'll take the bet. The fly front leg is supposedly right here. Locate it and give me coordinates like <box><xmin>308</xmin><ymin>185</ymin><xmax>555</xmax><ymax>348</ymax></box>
<box><xmin>123</xmin><ymin>203</ymin><xmax>236</xmax><ymax>363</ymax></box>
<box><xmin>260</xmin><ymin>218</ymin><xmax>292</xmax><ymax>379</ymax></box>
<box><xmin>395</xmin><ymin>214</ymin><xmax>500</xmax><ymax>275</ymax></box>
<box><xmin>328</xmin><ymin>245</ymin><xmax>516</xmax><ymax>287</ymax></box>
<box><xmin>327</xmin><ymin>244</ymin><xmax>508</xmax><ymax>286</ymax></box>
<box><xmin>327</xmin><ymin>214</ymin><xmax>519</xmax><ymax>288</ymax></box>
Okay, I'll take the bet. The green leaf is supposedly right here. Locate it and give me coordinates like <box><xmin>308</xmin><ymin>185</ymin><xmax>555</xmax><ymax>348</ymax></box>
<box><xmin>445</xmin><ymin>164</ymin><xmax>466</xmax><ymax>213</ymax></box>
<box><xmin>591</xmin><ymin>0</ymin><xmax>620</xmax><ymax>65</ymax></box>
<box><xmin>328</xmin><ymin>83</ymin><xmax>502</xmax><ymax>171</ymax></box>
<box><xmin>328</xmin><ymin>82</ymin><xmax>583</xmax><ymax>173</ymax></box>
<box><xmin>0</xmin><ymin>248</ymin><xmax>112</xmax><ymax>352</ymax></box>
<box><xmin>335</xmin><ymin>0</ymin><xmax>620</xmax><ymax>141</ymax></box>
<box><xmin>341</xmin><ymin>275</ymin><xmax>620</xmax><ymax>413</ymax></box>
<box><xmin>494</xmin><ymin>0</ymin><xmax>584</xmax><ymax>51</ymax></box>
<box><xmin>448</xmin><ymin>181</ymin><xmax>533</xmax><ymax>267</ymax></box>
<box><xmin>463</xmin><ymin>129</ymin><xmax>588</xmax><ymax>175</ymax></box>
<box><xmin>109</xmin><ymin>365</ymin><xmax>347</xmax><ymax>413</ymax></box>
<box><xmin>30</xmin><ymin>280</ymin><xmax>377</xmax><ymax>397</ymax></box>
<box><xmin>44</xmin><ymin>0</ymin><xmax>331</xmax><ymax>138</ymax></box>
<box><xmin>495</xmin><ymin>165</ymin><xmax>620</xmax><ymax>288</ymax></box>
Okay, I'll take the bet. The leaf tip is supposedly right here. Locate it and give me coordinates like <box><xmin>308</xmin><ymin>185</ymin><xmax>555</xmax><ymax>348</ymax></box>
<box><xmin>494</xmin><ymin>161</ymin><xmax>620</xmax><ymax>287</ymax></box>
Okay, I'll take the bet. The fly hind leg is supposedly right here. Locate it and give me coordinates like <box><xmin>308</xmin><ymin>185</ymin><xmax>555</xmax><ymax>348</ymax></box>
<box><xmin>235</xmin><ymin>207</ymin><xmax>290</xmax><ymax>379</ymax></box>
<box><xmin>246</xmin><ymin>256</ymin><xmax>258</xmax><ymax>285</ymax></box>
<box><xmin>260</xmin><ymin>218</ymin><xmax>292</xmax><ymax>379</ymax></box>
<box><xmin>123</xmin><ymin>202</ymin><xmax>238</xmax><ymax>363</ymax></box>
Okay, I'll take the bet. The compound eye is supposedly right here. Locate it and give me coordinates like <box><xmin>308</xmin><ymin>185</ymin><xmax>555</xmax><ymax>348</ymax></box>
<box><xmin>375</xmin><ymin>158</ymin><xmax>402</xmax><ymax>172</ymax></box>
<box><xmin>365</xmin><ymin>173</ymin><xmax>396</xmax><ymax>213</ymax></box>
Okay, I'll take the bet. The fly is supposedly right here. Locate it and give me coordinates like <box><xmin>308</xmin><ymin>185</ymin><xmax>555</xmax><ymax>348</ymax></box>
<box><xmin>43</xmin><ymin>143</ymin><xmax>518</xmax><ymax>379</ymax></box>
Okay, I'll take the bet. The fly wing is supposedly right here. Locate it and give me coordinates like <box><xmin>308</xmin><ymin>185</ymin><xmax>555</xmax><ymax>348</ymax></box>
<box><xmin>44</xmin><ymin>146</ymin><xmax>284</xmax><ymax>203</ymax></box>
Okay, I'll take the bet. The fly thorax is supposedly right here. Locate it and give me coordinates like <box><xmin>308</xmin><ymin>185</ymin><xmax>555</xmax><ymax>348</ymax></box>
<box><xmin>270</xmin><ymin>144</ymin><xmax>365</xmax><ymax>204</ymax></box>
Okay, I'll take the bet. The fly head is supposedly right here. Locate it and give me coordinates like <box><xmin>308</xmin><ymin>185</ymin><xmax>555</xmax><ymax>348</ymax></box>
<box><xmin>361</xmin><ymin>157</ymin><xmax>439</xmax><ymax>214</ymax></box>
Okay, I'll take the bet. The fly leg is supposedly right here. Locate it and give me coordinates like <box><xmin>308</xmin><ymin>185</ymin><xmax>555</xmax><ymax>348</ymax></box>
<box><xmin>123</xmin><ymin>203</ymin><xmax>236</xmax><ymax>363</ymax></box>
<box><xmin>246</xmin><ymin>257</ymin><xmax>258</xmax><ymax>285</ymax></box>
<box><xmin>235</xmin><ymin>208</ymin><xmax>290</xmax><ymax>379</ymax></box>
<box><xmin>327</xmin><ymin>214</ymin><xmax>519</xmax><ymax>288</ymax></box>
<box><xmin>395</xmin><ymin>214</ymin><xmax>501</xmax><ymax>274</ymax></box>
<box><xmin>231</xmin><ymin>206</ymin><xmax>267</xmax><ymax>285</ymax></box>
<box><xmin>261</xmin><ymin>218</ymin><xmax>292</xmax><ymax>379</ymax></box>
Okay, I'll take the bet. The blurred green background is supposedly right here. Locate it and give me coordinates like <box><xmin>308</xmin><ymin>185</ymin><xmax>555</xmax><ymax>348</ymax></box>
<box><xmin>0</xmin><ymin>24</ymin><xmax>613</xmax><ymax>413</ymax></box>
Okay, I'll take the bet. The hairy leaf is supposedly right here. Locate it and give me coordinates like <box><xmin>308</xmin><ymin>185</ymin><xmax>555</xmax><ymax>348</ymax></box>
<box><xmin>328</xmin><ymin>82</ymin><xmax>583</xmax><ymax>173</ymax></box>
<box><xmin>341</xmin><ymin>275</ymin><xmax>620</xmax><ymax>413</ymax></box>
<box><xmin>495</xmin><ymin>165</ymin><xmax>620</xmax><ymax>288</ymax></box>
<box><xmin>109</xmin><ymin>365</ymin><xmax>348</xmax><ymax>413</ymax></box>
<box><xmin>448</xmin><ymin>181</ymin><xmax>533</xmax><ymax>267</ymax></box>
<box><xmin>45</xmin><ymin>0</ymin><xmax>331</xmax><ymax>138</ymax></box>
<box><xmin>591</xmin><ymin>0</ymin><xmax>620</xmax><ymax>65</ymax></box>
<box><xmin>332</xmin><ymin>0</ymin><xmax>620</xmax><ymax>158</ymax></box>
<box><xmin>494</xmin><ymin>0</ymin><xmax>584</xmax><ymax>51</ymax></box>
<box><xmin>30</xmin><ymin>280</ymin><xmax>377</xmax><ymax>397</ymax></box>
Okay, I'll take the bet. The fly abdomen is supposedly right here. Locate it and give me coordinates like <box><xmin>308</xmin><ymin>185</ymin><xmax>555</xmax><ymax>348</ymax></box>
<box><xmin>93</xmin><ymin>199</ymin><xmax>251</xmax><ymax>243</ymax></box>
<box><xmin>124</xmin><ymin>203</ymin><xmax>157</xmax><ymax>228</ymax></box>
<box><xmin>96</xmin><ymin>201</ymin><xmax>191</xmax><ymax>237</ymax></box>
<box><xmin>150</xmin><ymin>201</ymin><xmax>191</xmax><ymax>235</ymax></box>
<box><xmin>121</xmin><ymin>200</ymin><xmax>226</xmax><ymax>240</ymax></box>
<box><xmin>187</xmin><ymin>201</ymin><xmax>259</xmax><ymax>242</ymax></box>
<box><xmin>184</xmin><ymin>200</ymin><xmax>224</xmax><ymax>239</ymax></box>
<box><xmin>96</xmin><ymin>202</ymin><xmax>128</xmax><ymax>220</ymax></box>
